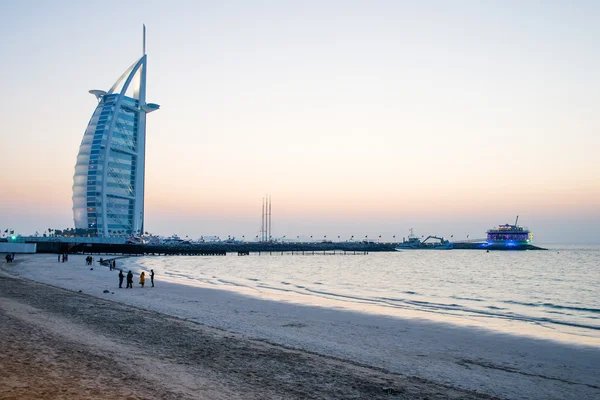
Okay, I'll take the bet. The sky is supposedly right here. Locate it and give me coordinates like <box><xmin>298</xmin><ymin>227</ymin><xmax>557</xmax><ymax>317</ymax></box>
<box><xmin>1</xmin><ymin>0</ymin><xmax>599</xmax><ymax>243</ymax></box>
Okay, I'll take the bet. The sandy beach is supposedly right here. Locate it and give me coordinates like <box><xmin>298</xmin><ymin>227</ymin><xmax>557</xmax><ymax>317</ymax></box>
<box><xmin>1</xmin><ymin>272</ymin><xmax>497</xmax><ymax>399</ymax></box>
<box><xmin>1</xmin><ymin>255</ymin><xmax>599</xmax><ymax>399</ymax></box>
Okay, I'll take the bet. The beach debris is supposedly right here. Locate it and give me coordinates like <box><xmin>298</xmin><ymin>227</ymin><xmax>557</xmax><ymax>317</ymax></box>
<box><xmin>381</xmin><ymin>386</ymin><xmax>397</xmax><ymax>394</ymax></box>
<box><xmin>103</xmin><ymin>289</ymin><xmax>110</xmax><ymax>293</ymax></box>
<box><xmin>90</xmin><ymin>268</ymin><xmax>94</xmax><ymax>270</ymax></box>
<box><xmin>78</xmin><ymin>290</ymin><xmax>82</xmax><ymax>292</ymax></box>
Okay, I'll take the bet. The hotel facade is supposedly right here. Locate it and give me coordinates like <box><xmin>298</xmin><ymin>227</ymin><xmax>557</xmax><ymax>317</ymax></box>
<box><xmin>72</xmin><ymin>34</ymin><xmax>159</xmax><ymax>236</ymax></box>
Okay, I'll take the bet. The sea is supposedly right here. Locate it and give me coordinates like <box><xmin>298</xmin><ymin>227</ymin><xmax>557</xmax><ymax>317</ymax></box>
<box><xmin>120</xmin><ymin>245</ymin><xmax>600</xmax><ymax>344</ymax></box>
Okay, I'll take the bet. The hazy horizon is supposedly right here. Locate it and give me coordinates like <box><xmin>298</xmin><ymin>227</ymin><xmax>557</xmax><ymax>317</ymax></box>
<box><xmin>1</xmin><ymin>1</ymin><xmax>599</xmax><ymax>244</ymax></box>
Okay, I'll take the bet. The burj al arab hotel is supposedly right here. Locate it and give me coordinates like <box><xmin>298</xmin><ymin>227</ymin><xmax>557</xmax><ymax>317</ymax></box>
<box><xmin>72</xmin><ymin>27</ymin><xmax>159</xmax><ymax>237</ymax></box>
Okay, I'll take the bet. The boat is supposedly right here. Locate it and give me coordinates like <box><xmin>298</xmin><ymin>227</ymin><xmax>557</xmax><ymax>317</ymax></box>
<box><xmin>395</xmin><ymin>229</ymin><xmax>453</xmax><ymax>250</ymax></box>
<box><xmin>160</xmin><ymin>235</ymin><xmax>186</xmax><ymax>245</ymax></box>
<box><xmin>485</xmin><ymin>216</ymin><xmax>533</xmax><ymax>248</ymax></box>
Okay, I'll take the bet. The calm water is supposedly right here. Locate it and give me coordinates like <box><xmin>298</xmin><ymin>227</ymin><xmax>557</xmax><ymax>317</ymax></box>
<box><xmin>122</xmin><ymin>245</ymin><xmax>600</xmax><ymax>342</ymax></box>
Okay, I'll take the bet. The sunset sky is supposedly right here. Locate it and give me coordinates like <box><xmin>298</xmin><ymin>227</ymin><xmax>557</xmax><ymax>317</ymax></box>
<box><xmin>1</xmin><ymin>1</ymin><xmax>599</xmax><ymax>243</ymax></box>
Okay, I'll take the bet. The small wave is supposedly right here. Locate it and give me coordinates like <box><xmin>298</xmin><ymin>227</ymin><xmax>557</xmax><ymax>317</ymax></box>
<box><xmin>451</xmin><ymin>296</ymin><xmax>484</xmax><ymax>302</ymax></box>
<box><xmin>379</xmin><ymin>297</ymin><xmax>465</xmax><ymax>312</ymax></box>
<box><xmin>304</xmin><ymin>288</ymin><xmax>378</xmax><ymax>304</ymax></box>
<box><xmin>217</xmin><ymin>279</ymin><xmax>245</xmax><ymax>287</ymax></box>
<box><xmin>257</xmin><ymin>284</ymin><xmax>293</xmax><ymax>293</ymax></box>
<box><xmin>502</xmin><ymin>300</ymin><xmax>600</xmax><ymax>314</ymax></box>
<box><xmin>165</xmin><ymin>272</ymin><xmax>191</xmax><ymax>279</ymax></box>
<box><xmin>376</xmin><ymin>297</ymin><xmax>600</xmax><ymax>331</ymax></box>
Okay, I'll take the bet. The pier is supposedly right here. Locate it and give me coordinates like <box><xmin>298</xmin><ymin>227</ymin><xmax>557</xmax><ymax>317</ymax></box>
<box><xmin>17</xmin><ymin>237</ymin><xmax>547</xmax><ymax>255</ymax></box>
<box><xmin>28</xmin><ymin>241</ymin><xmax>388</xmax><ymax>256</ymax></box>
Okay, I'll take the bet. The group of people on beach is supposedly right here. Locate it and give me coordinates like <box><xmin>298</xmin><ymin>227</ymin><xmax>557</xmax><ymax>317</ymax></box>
<box><xmin>118</xmin><ymin>269</ymin><xmax>154</xmax><ymax>289</ymax></box>
<box><xmin>59</xmin><ymin>253</ymin><xmax>69</xmax><ymax>262</ymax></box>
<box><xmin>5</xmin><ymin>253</ymin><xmax>15</xmax><ymax>263</ymax></box>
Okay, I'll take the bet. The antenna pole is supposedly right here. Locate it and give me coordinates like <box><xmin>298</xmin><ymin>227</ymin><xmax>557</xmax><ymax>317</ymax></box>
<box><xmin>515</xmin><ymin>215</ymin><xmax>519</xmax><ymax>226</ymax></box>
<box><xmin>268</xmin><ymin>195</ymin><xmax>272</xmax><ymax>241</ymax></box>
<box><xmin>261</xmin><ymin>198</ymin><xmax>265</xmax><ymax>242</ymax></box>
<box><xmin>143</xmin><ymin>24</ymin><xmax>146</xmax><ymax>55</ymax></box>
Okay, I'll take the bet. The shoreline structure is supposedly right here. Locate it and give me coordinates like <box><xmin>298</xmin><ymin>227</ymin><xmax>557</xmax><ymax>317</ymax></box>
<box><xmin>15</xmin><ymin>238</ymin><xmax>547</xmax><ymax>255</ymax></box>
<box><xmin>1</xmin><ymin>254</ymin><xmax>598</xmax><ymax>400</ymax></box>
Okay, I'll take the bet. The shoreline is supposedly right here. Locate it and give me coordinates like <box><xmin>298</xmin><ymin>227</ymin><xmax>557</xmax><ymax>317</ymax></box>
<box><xmin>2</xmin><ymin>254</ymin><xmax>599</xmax><ymax>400</ymax></box>
<box><xmin>0</xmin><ymin>273</ymin><xmax>499</xmax><ymax>400</ymax></box>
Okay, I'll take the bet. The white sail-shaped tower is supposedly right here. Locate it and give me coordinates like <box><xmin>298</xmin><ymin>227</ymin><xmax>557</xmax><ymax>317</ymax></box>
<box><xmin>72</xmin><ymin>28</ymin><xmax>159</xmax><ymax>236</ymax></box>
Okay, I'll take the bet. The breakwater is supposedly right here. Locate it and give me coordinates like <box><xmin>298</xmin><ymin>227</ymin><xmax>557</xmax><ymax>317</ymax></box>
<box><xmin>32</xmin><ymin>241</ymin><xmax>396</xmax><ymax>255</ymax></box>
<box><xmin>26</xmin><ymin>239</ymin><xmax>546</xmax><ymax>255</ymax></box>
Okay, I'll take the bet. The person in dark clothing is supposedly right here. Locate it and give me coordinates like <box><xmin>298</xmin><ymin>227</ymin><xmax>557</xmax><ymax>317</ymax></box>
<box><xmin>118</xmin><ymin>270</ymin><xmax>124</xmax><ymax>288</ymax></box>
<box><xmin>126</xmin><ymin>270</ymin><xmax>133</xmax><ymax>289</ymax></box>
<box><xmin>150</xmin><ymin>269</ymin><xmax>155</xmax><ymax>287</ymax></box>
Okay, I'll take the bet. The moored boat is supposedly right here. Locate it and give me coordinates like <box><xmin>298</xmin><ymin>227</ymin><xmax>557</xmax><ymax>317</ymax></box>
<box><xmin>395</xmin><ymin>229</ymin><xmax>453</xmax><ymax>250</ymax></box>
<box><xmin>485</xmin><ymin>216</ymin><xmax>533</xmax><ymax>248</ymax></box>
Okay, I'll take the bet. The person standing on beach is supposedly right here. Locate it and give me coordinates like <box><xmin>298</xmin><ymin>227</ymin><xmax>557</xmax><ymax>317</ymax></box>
<box><xmin>126</xmin><ymin>271</ymin><xmax>133</xmax><ymax>288</ymax></box>
<box><xmin>118</xmin><ymin>270</ymin><xmax>124</xmax><ymax>288</ymax></box>
<box><xmin>150</xmin><ymin>269</ymin><xmax>154</xmax><ymax>287</ymax></box>
<box><xmin>139</xmin><ymin>272</ymin><xmax>145</xmax><ymax>288</ymax></box>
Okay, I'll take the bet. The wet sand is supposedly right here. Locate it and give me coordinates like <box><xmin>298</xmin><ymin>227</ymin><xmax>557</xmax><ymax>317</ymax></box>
<box><xmin>0</xmin><ymin>274</ymin><xmax>500</xmax><ymax>399</ymax></box>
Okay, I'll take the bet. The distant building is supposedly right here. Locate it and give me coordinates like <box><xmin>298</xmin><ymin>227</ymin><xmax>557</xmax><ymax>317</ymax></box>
<box><xmin>72</xmin><ymin>29</ymin><xmax>159</xmax><ymax>236</ymax></box>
